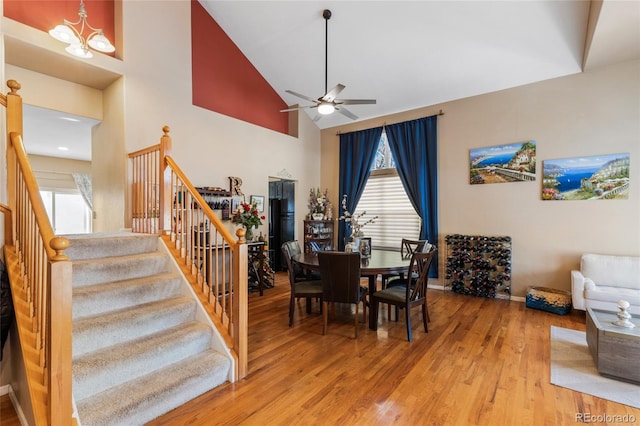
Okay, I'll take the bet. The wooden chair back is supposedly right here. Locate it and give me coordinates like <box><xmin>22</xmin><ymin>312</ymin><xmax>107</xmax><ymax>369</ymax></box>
<box><xmin>281</xmin><ymin>241</ymin><xmax>301</xmax><ymax>288</ymax></box>
<box><xmin>405</xmin><ymin>249</ymin><xmax>437</xmax><ymax>302</ymax></box>
<box><xmin>401</xmin><ymin>238</ymin><xmax>428</xmax><ymax>258</ymax></box>
<box><xmin>318</xmin><ymin>252</ymin><xmax>362</xmax><ymax>304</ymax></box>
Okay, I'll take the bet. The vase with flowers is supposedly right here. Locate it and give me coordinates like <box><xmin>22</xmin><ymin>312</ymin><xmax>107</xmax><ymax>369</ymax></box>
<box><xmin>308</xmin><ymin>188</ymin><xmax>332</xmax><ymax>220</ymax></box>
<box><xmin>339</xmin><ymin>194</ymin><xmax>378</xmax><ymax>253</ymax></box>
<box><xmin>232</xmin><ymin>201</ymin><xmax>265</xmax><ymax>242</ymax></box>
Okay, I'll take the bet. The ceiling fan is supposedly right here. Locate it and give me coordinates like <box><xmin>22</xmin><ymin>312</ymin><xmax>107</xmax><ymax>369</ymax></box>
<box><xmin>280</xmin><ymin>9</ymin><xmax>376</xmax><ymax>121</ymax></box>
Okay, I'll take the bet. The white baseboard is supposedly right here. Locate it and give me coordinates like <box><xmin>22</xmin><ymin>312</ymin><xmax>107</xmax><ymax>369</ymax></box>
<box><xmin>0</xmin><ymin>384</ymin><xmax>9</xmax><ymax>395</ymax></box>
<box><xmin>427</xmin><ymin>284</ymin><xmax>525</xmax><ymax>303</ymax></box>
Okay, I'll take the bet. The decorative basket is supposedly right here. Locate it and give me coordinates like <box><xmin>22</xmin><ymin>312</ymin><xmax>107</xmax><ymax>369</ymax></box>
<box><xmin>526</xmin><ymin>286</ymin><xmax>572</xmax><ymax>315</ymax></box>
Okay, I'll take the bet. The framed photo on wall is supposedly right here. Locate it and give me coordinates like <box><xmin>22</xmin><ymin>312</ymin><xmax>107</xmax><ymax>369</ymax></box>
<box><xmin>250</xmin><ymin>195</ymin><xmax>265</xmax><ymax>212</ymax></box>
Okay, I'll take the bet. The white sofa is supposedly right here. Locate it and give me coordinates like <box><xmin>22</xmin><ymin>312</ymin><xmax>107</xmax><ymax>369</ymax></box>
<box><xmin>571</xmin><ymin>253</ymin><xmax>640</xmax><ymax>315</ymax></box>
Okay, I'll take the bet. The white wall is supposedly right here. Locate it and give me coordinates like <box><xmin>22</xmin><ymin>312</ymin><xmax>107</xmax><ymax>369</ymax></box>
<box><xmin>322</xmin><ymin>59</ymin><xmax>640</xmax><ymax>297</ymax></box>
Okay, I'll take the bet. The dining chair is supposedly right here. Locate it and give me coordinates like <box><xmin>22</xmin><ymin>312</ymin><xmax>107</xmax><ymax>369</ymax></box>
<box><xmin>381</xmin><ymin>238</ymin><xmax>428</xmax><ymax>288</ymax></box>
<box><xmin>317</xmin><ymin>251</ymin><xmax>368</xmax><ymax>338</ymax></box>
<box><xmin>282</xmin><ymin>240</ymin><xmax>322</xmax><ymax>281</ymax></box>
<box><xmin>371</xmin><ymin>248</ymin><xmax>437</xmax><ymax>342</ymax></box>
<box><xmin>281</xmin><ymin>241</ymin><xmax>323</xmax><ymax>327</ymax></box>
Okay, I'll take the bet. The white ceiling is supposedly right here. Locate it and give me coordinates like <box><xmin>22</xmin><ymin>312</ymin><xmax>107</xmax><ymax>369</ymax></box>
<box><xmin>200</xmin><ymin>0</ymin><xmax>639</xmax><ymax>129</ymax></box>
<box><xmin>17</xmin><ymin>0</ymin><xmax>640</xmax><ymax>160</ymax></box>
<box><xmin>23</xmin><ymin>104</ymin><xmax>99</xmax><ymax>161</ymax></box>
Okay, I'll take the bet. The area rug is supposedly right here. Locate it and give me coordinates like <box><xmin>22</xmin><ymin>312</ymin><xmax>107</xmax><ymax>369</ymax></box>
<box><xmin>550</xmin><ymin>326</ymin><xmax>640</xmax><ymax>408</ymax></box>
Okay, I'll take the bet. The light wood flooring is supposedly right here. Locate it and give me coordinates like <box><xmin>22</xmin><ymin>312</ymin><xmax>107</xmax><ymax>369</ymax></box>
<box><xmin>149</xmin><ymin>272</ymin><xmax>640</xmax><ymax>425</ymax></box>
<box><xmin>2</xmin><ymin>273</ymin><xmax>638</xmax><ymax>425</ymax></box>
<box><xmin>0</xmin><ymin>393</ymin><xmax>21</xmax><ymax>426</ymax></box>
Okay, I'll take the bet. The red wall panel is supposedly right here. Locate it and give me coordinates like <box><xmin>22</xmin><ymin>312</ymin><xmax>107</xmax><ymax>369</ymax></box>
<box><xmin>3</xmin><ymin>0</ymin><xmax>116</xmax><ymax>52</ymax></box>
<box><xmin>191</xmin><ymin>0</ymin><xmax>289</xmax><ymax>135</ymax></box>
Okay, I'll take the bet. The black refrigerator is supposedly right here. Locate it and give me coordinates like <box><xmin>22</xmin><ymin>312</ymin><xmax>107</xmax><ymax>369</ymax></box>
<box><xmin>269</xmin><ymin>180</ymin><xmax>295</xmax><ymax>271</ymax></box>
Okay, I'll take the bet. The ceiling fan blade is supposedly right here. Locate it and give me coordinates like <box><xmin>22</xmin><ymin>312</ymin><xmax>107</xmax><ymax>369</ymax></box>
<box><xmin>280</xmin><ymin>105</ymin><xmax>313</xmax><ymax>112</ymax></box>
<box><xmin>321</xmin><ymin>84</ymin><xmax>345</xmax><ymax>102</ymax></box>
<box><xmin>285</xmin><ymin>90</ymin><xmax>319</xmax><ymax>104</ymax></box>
<box><xmin>312</xmin><ymin>113</ymin><xmax>322</xmax><ymax>122</ymax></box>
<box><xmin>335</xmin><ymin>99</ymin><xmax>377</xmax><ymax>105</ymax></box>
<box><xmin>335</xmin><ymin>106</ymin><xmax>358</xmax><ymax>120</ymax></box>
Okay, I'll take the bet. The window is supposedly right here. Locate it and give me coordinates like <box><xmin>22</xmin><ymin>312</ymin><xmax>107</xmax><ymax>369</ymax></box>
<box><xmin>354</xmin><ymin>132</ymin><xmax>421</xmax><ymax>249</ymax></box>
<box><xmin>40</xmin><ymin>190</ymin><xmax>92</xmax><ymax>234</ymax></box>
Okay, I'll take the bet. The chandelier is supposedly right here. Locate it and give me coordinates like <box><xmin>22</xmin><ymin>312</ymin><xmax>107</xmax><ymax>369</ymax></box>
<box><xmin>49</xmin><ymin>0</ymin><xmax>115</xmax><ymax>59</ymax></box>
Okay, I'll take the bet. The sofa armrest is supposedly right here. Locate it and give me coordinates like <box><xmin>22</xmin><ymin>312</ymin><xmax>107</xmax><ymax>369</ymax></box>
<box><xmin>571</xmin><ymin>270</ymin><xmax>586</xmax><ymax>310</ymax></box>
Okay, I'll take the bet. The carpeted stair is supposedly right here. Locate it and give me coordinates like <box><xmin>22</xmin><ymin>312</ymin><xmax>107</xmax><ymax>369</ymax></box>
<box><xmin>66</xmin><ymin>233</ymin><xmax>231</xmax><ymax>426</ymax></box>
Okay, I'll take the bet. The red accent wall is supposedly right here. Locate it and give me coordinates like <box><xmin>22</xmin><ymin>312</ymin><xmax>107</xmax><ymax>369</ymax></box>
<box><xmin>3</xmin><ymin>0</ymin><xmax>116</xmax><ymax>53</ymax></box>
<box><xmin>191</xmin><ymin>0</ymin><xmax>289</xmax><ymax>135</ymax></box>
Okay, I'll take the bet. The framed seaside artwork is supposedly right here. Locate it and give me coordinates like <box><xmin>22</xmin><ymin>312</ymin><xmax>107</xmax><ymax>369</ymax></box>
<box><xmin>542</xmin><ymin>153</ymin><xmax>630</xmax><ymax>200</ymax></box>
<box><xmin>469</xmin><ymin>141</ymin><xmax>536</xmax><ymax>185</ymax></box>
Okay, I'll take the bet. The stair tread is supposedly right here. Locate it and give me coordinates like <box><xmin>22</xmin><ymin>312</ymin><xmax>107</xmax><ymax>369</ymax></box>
<box><xmin>76</xmin><ymin>349</ymin><xmax>230</xmax><ymax>426</ymax></box>
<box><xmin>65</xmin><ymin>233</ymin><xmax>159</xmax><ymax>260</ymax></box>
<box><xmin>73</xmin><ymin>321</ymin><xmax>213</xmax><ymax>400</ymax></box>
<box><xmin>73</xmin><ymin>272</ymin><xmax>183</xmax><ymax>319</ymax></box>
<box><xmin>72</xmin><ymin>252</ymin><xmax>170</xmax><ymax>287</ymax></box>
<box><xmin>73</xmin><ymin>296</ymin><xmax>196</xmax><ymax>357</ymax></box>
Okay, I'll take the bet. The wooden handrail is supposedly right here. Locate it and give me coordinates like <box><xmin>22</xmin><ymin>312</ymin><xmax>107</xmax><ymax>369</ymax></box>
<box><xmin>9</xmin><ymin>133</ymin><xmax>57</xmax><ymax>258</ymax></box>
<box><xmin>128</xmin><ymin>127</ymin><xmax>249</xmax><ymax>379</ymax></box>
<box><xmin>2</xmin><ymin>80</ymin><xmax>74</xmax><ymax>425</ymax></box>
<box><xmin>164</xmin><ymin>156</ymin><xmax>239</xmax><ymax>245</ymax></box>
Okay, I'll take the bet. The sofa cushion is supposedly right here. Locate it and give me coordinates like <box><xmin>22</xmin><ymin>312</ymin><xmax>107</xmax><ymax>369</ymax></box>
<box><xmin>581</xmin><ymin>254</ymin><xmax>640</xmax><ymax>289</ymax></box>
<box><xmin>584</xmin><ymin>285</ymin><xmax>640</xmax><ymax>306</ymax></box>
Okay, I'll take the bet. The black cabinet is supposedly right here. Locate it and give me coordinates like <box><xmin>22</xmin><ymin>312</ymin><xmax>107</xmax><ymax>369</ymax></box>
<box><xmin>268</xmin><ymin>180</ymin><xmax>296</xmax><ymax>271</ymax></box>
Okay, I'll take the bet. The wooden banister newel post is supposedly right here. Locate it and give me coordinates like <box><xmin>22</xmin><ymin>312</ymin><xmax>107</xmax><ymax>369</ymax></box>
<box><xmin>159</xmin><ymin>126</ymin><xmax>172</xmax><ymax>234</ymax></box>
<box><xmin>48</xmin><ymin>236</ymin><xmax>73</xmax><ymax>424</ymax></box>
<box><xmin>233</xmin><ymin>230</ymin><xmax>248</xmax><ymax>379</ymax></box>
<box><xmin>6</xmin><ymin>80</ymin><xmax>22</xmax><ymax>245</ymax></box>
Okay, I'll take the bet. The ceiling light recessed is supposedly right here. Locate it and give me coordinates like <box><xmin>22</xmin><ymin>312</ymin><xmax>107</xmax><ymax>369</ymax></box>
<box><xmin>59</xmin><ymin>116</ymin><xmax>81</xmax><ymax>122</ymax></box>
<box><xmin>57</xmin><ymin>146</ymin><xmax>69</xmax><ymax>151</ymax></box>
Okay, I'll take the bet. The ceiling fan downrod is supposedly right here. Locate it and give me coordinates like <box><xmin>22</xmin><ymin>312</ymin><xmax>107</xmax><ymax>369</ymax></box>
<box><xmin>323</xmin><ymin>9</ymin><xmax>331</xmax><ymax>97</ymax></box>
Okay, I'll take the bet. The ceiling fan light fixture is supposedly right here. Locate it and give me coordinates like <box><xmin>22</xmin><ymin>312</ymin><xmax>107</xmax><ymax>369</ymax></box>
<box><xmin>281</xmin><ymin>9</ymin><xmax>375</xmax><ymax>121</ymax></box>
<box><xmin>318</xmin><ymin>102</ymin><xmax>335</xmax><ymax>115</ymax></box>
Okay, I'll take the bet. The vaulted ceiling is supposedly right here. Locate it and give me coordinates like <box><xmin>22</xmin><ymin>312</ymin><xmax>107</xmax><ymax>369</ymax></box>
<box><xmin>200</xmin><ymin>0</ymin><xmax>640</xmax><ymax>129</ymax></box>
<box><xmin>10</xmin><ymin>0</ymin><xmax>640</xmax><ymax>160</ymax></box>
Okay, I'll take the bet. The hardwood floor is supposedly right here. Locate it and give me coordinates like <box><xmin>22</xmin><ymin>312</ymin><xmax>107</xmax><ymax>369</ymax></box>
<box><xmin>0</xmin><ymin>394</ymin><xmax>21</xmax><ymax>426</ymax></box>
<box><xmin>149</xmin><ymin>272</ymin><xmax>640</xmax><ymax>425</ymax></box>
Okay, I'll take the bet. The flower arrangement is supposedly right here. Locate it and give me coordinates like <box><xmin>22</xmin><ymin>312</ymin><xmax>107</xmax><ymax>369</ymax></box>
<box><xmin>338</xmin><ymin>194</ymin><xmax>378</xmax><ymax>237</ymax></box>
<box><xmin>232</xmin><ymin>201</ymin><xmax>265</xmax><ymax>230</ymax></box>
<box><xmin>308</xmin><ymin>188</ymin><xmax>332</xmax><ymax>217</ymax></box>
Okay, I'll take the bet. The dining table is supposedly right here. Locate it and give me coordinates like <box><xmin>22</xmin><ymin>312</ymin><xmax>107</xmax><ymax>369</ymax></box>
<box><xmin>291</xmin><ymin>249</ymin><xmax>413</xmax><ymax>329</ymax></box>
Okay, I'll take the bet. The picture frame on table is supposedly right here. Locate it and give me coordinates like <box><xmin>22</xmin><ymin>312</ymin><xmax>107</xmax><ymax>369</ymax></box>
<box><xmin>250</xmin><ymin>195</ymin><xmax>265</xmax><ymax>212</ymax></box>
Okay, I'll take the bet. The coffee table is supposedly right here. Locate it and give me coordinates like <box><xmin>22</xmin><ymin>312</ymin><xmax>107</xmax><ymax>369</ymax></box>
<box><xmin>586</xmin><ymin>307</ymin><xmax>640</xmax><ymax>384</ymax></box>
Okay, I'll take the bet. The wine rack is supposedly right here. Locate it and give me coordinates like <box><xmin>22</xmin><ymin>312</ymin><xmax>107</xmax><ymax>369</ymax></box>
<box><xmin>445</xmin><ymin>234</ymin><xmax>511</xmax><ymax>299</ymax></box>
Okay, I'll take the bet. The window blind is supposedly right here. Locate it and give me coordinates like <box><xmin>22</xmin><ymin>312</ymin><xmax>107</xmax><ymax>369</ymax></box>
<box><xmin>354</xmin><ymin>170</ymin><xmax>421</xmax><ymax>249</ymax></box>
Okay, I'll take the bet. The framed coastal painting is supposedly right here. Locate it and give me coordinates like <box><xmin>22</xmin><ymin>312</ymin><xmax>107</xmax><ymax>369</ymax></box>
<box><xmin>469</xmin><ymin>141</ymin><xmax>536</xmax><ymax>185</ymax></box>
<box><xmin>541</xmin><ymin>153</ymin><xmax>630</xmax><ymax>200</ymax></box>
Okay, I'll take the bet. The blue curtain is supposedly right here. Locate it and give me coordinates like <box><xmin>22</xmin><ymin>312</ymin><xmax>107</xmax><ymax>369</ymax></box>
<box><xmin>385</xmin><ymin>115</ymin><xmax>439</xmax><ymax>277</ymax></box>
<box><xmin>338</xmin><ymin>127</ymin><xmax>383</xmax><ymax>249</ymax></box>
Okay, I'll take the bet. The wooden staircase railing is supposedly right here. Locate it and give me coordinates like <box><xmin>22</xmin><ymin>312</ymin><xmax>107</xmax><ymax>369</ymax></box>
<box><xmin>128</xmin><ymin>127</ymin><xmax>249</xmax><ymax>379</ymax></box>
<box><xmin>2</xmin><ymin>80</ymin><xmax>75</xmax><ymax>425</ymax></box>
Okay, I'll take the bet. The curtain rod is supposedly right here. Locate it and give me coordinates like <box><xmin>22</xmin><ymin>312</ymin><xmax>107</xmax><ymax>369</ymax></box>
<box><xmin>335</xmin><ymin>109</ymin><xmax>444</xmax><ymax>135</ymax></box>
